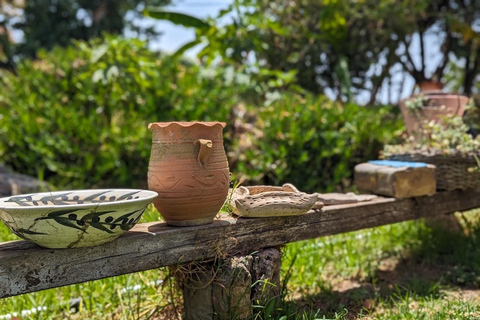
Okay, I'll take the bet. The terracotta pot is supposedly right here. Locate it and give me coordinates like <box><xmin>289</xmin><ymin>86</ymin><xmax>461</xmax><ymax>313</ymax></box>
<box><xmin>148</xmin><ymin>122</ymin><xmax>230</xmax><ymax>226</ymax></box>
<box><xmin>418</xmin><ymin>81</ymin><xmax>444</xmax><ymax>92</ymax></box>
<box><xmin>399</xmin><ymin>91</ymin><xmax>469</xmax><ymax>136</ymax></box>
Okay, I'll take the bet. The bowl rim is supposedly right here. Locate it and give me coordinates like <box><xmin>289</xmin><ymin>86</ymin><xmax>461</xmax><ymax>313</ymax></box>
<box><xmin>0</xmin><ymin>188</ymin><xmax>158</xmax><ymax>210</ymax></box>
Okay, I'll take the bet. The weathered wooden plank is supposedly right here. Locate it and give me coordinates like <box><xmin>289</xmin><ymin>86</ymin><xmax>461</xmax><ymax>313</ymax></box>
<box><xmin>1</xmin><ymin>189</ymin><xmax>480</xmax><ymax>298</ymax></box>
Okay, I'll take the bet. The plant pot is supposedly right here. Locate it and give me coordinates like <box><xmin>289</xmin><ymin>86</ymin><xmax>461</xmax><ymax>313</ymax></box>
<box><xmin>418</xmin><ymin>81</ymin><xmax>444</xmax><ymax>92</ymax></box>
<box><xmin>147</xmin><ymin>122</ymin><xmax>230</xmax><ymax>226</ymax></box>
<box><xmin>399</xmin><ymin>91</ymin><xmax>469</xmax><ymax>136</ymax></box>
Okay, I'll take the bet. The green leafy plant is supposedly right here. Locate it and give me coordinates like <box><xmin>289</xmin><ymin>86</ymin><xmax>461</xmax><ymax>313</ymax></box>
<box><xmin>144</xmin><ymin>8</ymin><xmax>210</xmax><ymax>29</ymax></box>
<box><xmin>231</xmin><ymin>92</ymin><xmax>403</xmax><ymax>193</ymax></box>
<box><xmin>463</xmin><ymin>96</ymin><xmax>480</xmax><ymax>133</ymax></box>
<box><xmin>0</xmin><ymin>36</ymin><xmax>242</xmax><ymax>189</ymax></box>
<box><xmin>384</xmin><ymin>116</ymin><xmax>480</xmax><ymax>157</ymax></box>
<box><xmin>404</xmin><ymin>94</ymin><xmax>428</xmax><ymax>111</ymax></box>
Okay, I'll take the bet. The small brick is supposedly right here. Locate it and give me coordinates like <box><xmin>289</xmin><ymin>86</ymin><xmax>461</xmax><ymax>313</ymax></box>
<box><xmin>354</xmin><ymin>162</ymin><xmax>436</xmax><ymax>198</ymax></box>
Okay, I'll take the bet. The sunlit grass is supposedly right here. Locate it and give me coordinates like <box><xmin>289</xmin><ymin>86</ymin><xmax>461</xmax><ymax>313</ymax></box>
<box><xmin>272</xmin><ymin>210</ymin><xmax>480</xmax><ymax>319</ymax></box>
<box><xmin>282</xmin><ymin>220</ymin><xmax>424</xmax><ymax>294</ymax></box>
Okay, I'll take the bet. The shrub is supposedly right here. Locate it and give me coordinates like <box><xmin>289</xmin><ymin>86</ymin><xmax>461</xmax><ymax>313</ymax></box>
<box><xmin>0</xmin><ymin>36</ymin><xmax>403</xmax><ymax>192</ymax></box>
<box><xmin>231</xmin><ymin>93</ymin><xmax>404</xmax><ymax>192</ymax></box>
<box><xmin>0</xmin><ymin>36</ymin><xmax>238</xmax><ymax>189</ymax></box>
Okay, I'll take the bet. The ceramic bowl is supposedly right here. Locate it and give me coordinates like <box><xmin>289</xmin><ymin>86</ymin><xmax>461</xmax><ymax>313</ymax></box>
<box><xmin>0</xmin><ymin>189</ymin><xmax>158</xmax><ymax>249</ymax></box>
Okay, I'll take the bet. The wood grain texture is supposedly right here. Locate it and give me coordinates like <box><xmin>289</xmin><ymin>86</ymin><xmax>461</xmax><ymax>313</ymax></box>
<box><xmin>1</xmin><ymin>189</ymin><xmax>480</xmax><ymax>298</ymax></box>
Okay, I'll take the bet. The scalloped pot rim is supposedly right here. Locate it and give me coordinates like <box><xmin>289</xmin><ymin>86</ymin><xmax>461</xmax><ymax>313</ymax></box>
<box><xmin>148</xmin><ymin>121</ymin><xmax>226</xmax><ymax>130</ymax></box>
<box><xmin>0</xmin><ymin>189</ymin><xmax>158</xmax><ymax>210</ymax></box>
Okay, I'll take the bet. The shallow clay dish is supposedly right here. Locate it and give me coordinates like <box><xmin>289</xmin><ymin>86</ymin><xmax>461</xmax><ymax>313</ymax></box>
<box><xmin>0</xmin><ymin>189</ymin><xmax>157</xmax><ymax>249</ymax></box>
<box><xmin>231</xmin><ymin>184</ymin><xmax>322</xmax><ymax>218</ymax></box>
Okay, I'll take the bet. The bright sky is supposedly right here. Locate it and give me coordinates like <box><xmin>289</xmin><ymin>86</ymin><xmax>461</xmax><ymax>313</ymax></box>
<box><xmin>146</xmin><ymin>0</ymin><xmax>232</xmax><ymax>56</ymax></box>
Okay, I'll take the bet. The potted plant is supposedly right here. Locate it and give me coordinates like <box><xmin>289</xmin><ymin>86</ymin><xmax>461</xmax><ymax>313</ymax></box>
<box><xmin>383</xmin><ymin>116</ymin><xmax>480</xmax><ymax>191</ymax></box>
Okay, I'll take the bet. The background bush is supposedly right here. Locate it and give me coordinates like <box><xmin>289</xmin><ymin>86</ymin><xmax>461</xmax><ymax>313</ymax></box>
<box><xmin>0</xmin><ymin>36</ymin><xmax>404</xmax><ymax>192</ymax></box>
<box><xmin>231</xmin><ymin>93</ymin><xmax>404</xmax><ymax>192</ymax></box>
<box><xmin>0</xmin><ymin>37</ymin><xmax>238</xmax><ymax>189</ymax></box>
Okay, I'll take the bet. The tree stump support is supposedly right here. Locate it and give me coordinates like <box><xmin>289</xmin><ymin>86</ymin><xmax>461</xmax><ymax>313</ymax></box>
<box><xmin>178</xmin><ymin>247</ymin><xmax>282</xmax><ymax>320</ymax></box>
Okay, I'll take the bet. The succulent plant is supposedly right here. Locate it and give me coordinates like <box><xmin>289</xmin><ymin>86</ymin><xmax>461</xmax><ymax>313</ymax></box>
<box><xmin>383</xmin><ymin>116</ymin><xmax>480</xmax><ymax>157</ymax></box>
<box><xmin>404</xmin><ymin>94</ymin><xmax>428</xmax><ymax>111</ymax></box>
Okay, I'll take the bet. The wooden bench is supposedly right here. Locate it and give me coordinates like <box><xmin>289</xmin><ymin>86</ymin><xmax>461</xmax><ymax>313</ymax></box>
<box><xmin>1</xmin><ymin>189</ymin><xmax>480</xmax><ymax>318</ymax></box>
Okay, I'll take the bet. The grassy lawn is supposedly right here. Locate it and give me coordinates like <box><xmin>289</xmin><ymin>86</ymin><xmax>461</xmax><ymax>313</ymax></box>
<box><xmin>1</xmin><ymin>208</ymin><xmax>480</xmax><ymax>319</ymax></box>
<box><xmin>279</xmin><ymin>210</ymin><xmax>480</xmax><ymax>319</ymax></box>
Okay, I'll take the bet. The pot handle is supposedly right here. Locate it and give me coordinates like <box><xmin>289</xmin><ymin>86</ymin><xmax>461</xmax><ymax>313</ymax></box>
<box><xmin>195</xmin><ymin>139</ymin><xmax>213</xmax><ymax>166</ymax></box>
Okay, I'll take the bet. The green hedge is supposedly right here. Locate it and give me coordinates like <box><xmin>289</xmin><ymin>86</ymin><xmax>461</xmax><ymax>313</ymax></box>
<box><xmin>0</xmin><ymin>37</ymin><xmax>238</xmax><ymax>188</ymax></box>
<box><xmin>0</xmin><ymin>36</ymin><xmax>403</xmax><ymax>192</ymax></box>
<box><xmin>231</xmin><ymin>93</ymin><xmax>404</xmax><ymax>192</ymax></box>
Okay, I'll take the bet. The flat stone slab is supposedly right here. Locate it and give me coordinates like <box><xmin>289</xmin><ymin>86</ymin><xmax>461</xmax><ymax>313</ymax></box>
<box><xmin>0</xmin><ymin>167</ymin><xmax>48</xmax><ymax>197</ymax></box>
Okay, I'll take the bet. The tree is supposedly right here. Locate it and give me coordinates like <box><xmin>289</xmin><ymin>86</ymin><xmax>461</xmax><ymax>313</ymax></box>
<box><xmin>190</xmin><ymin>0</ymin><xmax>480</xmax><ymax>103</ymax></box>
<box><xmin>0</xmin><ymin>0</ymin><xmax>170</xmax><ymax>69</ymax></box>
<box><xmin>192</xmin><ymin>0</ymin><xmax>382</xmax><ymax>102</ymax></box>
<box><xmin>445</xmin><ymin>0</ymin><xmax>480</xmax><ymax>95</ymax></box>
<box><xmin>185</xmin><ymin>0</ymin><xmax>421</xmax><ymax>103</ymax></box>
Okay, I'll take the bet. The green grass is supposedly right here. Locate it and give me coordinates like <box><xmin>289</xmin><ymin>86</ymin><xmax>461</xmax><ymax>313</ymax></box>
<box><xmin>371</xmin><ymin>293</ymin><xmax>480</xmax><ymax>319</ymax></box>
<box><xmin>264</xmin><ymin>210</ymin><xmax>480</xmax><ymax>319</ymax></box>
<box><xmin>2</xmin><ymin>209</ymin><xmax>480</xmax><ymax>319</ymax></box>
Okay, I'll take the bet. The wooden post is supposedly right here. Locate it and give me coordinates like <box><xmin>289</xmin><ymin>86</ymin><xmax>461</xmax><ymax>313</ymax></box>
<box><xmin>212</xmin><ymin>255</ymin><xmax>253</xmax><ymax>319</ymax></box>
<box><xmin>425</xmin><ymin>213</ymin><xmax>463</xmax><ymax>234</ymax></box>
<box><xmin>180</xmin><ymin>262</ymin><xmax>216</xmax><ymax>320</ymax></box>
<box><xmin>250</xmin><ymin>248</ymin><xmax>282</xmax><ymax>305</ymax></box>
<box><xmin>179</xmin><ymin>247</ymin><xmax>282</xmax><ymax>320</ymax></box>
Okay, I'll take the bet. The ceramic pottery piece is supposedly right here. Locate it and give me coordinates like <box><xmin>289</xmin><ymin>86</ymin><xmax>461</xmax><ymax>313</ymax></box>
<box><xmin>418</xmin><ymin>81</ymin><xmax>444</xmax><ymax>92</ymax></box>
<box><xmin>0</xmin><ymin>189</ymin><xmax>157</xmax><ymax>249</ymax></box>
<box><xmin>148</xmin><ymin>122</ymin><xmax>230</xmax><ymax>226</ymax></box>
<box><xmin>231</xmin><ymin>184</ymin><xmax>322</xmax><ymax>218</ymax></box>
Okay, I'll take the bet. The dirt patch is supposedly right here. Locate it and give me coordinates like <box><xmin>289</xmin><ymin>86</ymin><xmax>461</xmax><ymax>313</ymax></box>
<box><xmin>444</xmin><ymin>288</ymin><xmax>480</xmax><ymax>301</ymax></box>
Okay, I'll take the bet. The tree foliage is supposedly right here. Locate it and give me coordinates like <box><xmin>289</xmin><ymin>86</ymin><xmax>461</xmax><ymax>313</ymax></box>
<box><xmin>191</xmin><ymin>0</ymin><xmax>480</xmax><ymax>103</ymax></box>
<box><xmin>0</xmin><ymin>35</ymin><xmax>403</xmax><ymax>191</ymax></box>
<box><xmin>0</xmin><ymin>37</ymin><xmax>241</xmax><ymax>188</ymax></box>
<box><xmin>0</xmin><ymin>0</ymin><xmax>169</xmax><ymax>70</ymax></box>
